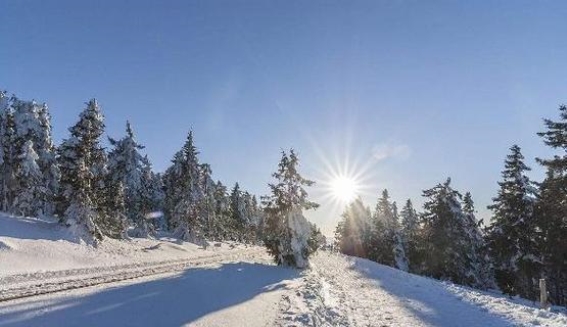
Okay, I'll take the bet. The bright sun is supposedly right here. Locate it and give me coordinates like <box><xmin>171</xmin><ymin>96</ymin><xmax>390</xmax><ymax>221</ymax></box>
<box><xmin>331</xmin><ymin>176</ymin><xmax>359</xmax><ymax>203</ymax></box>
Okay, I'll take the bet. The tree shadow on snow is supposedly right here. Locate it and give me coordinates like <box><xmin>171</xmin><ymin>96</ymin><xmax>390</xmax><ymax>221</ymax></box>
<box><xmin>0</xmin><ymin>262</ymin><xmax>299</xmax><ymax>327</ymax></box>
<box><xmin>351</xmin><ymin>259</ymin><xmax>516</xmax><ymax>327</ymax></box>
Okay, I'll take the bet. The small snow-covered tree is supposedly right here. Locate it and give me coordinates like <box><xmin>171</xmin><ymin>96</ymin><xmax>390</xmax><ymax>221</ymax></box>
<box><xmin>262</xmin><ymin>149</ymin><xmax>318</xmax><ymax>268</ymax></box>
<box><xmin>13</xmin><ymin>140</ymin><xmax>44</xmax><ymax>216</ymax></box>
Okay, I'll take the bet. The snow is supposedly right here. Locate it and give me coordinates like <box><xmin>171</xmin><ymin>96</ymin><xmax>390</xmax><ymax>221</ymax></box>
<box><xmin>1</xmin><ymin>212</ymin><xmax>566</xmax><ymax>326</ymax></box>
<box><xmin>0</xmin><ymin>213</ymin><xmax>262</xmax><ymax>277</ymax></box>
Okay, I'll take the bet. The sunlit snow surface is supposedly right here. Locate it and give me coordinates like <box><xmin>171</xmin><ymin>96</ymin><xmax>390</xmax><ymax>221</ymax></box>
<box><xmin>0</xmin><ymin>213</ymin><xmax>566</xmax><ymax>327</ymax></box>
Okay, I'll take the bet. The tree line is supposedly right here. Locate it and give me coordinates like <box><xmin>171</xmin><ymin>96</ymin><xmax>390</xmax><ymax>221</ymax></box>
<box><xmin>335</xmin><ymin>105</ymin><xmax>567</xmax><ymax>306</ymax></box>
<box><xmin>0</xmin><ymin>91</ymin><xmax>324</xmax><ymax>268</ymax></box>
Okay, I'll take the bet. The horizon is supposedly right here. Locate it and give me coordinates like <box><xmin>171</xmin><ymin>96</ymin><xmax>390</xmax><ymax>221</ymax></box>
<box><xmin>2</xmin><ymin>1</ymin><xmax>567</xmax><ymax>235</ymax></box>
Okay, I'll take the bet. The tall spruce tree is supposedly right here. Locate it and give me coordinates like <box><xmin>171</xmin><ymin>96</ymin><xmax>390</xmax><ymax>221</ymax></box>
<box><xmin>262</xmin><ymin>149</ymin><xmax>318</xmax><ymax>268</ymax></box>
<box><xmin>163</xmin><ymin>131</ymin><xmax>206</xmax><ymax>242</ymax></box>
<box><xmin>57</xmin><ymin>99</ymin><xmax>108</xmax><ymax>241</ymax></box>
<box><xmin>535</xmin><ymin>105</ymin><xmax>567</xmax><ymax>305</ymax></box>
<box><xmin>486</xmin><ymin>145</ymin><xmax>540</xmax><ymax>299</ymax></box>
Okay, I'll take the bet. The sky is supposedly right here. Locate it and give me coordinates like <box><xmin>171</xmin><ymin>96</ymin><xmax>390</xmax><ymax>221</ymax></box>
<box><xmin>2</xmin><ymin>0</ymin><xmax>567</xmax><ymax>235</ymax></box>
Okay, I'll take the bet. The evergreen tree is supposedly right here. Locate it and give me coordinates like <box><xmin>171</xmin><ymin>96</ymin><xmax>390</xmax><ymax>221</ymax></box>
<box><xmin>367</xmin><ymin>190</ymin><xmax>401</xmax><ymax>268</ymax></box>
<box><xmin>486</xmin><ymin>145</ymin><xmax>540</xmax><ymax>299</ymax></box>
<box><xmin>36</xmin><ymin>103</ymin><xmax>60</xmax><ymax>215</ymax></box>
<box><xmin>462</xmin><ymin>192</ymin><xmax>492</xmax><ymax>289</ymax></box>
<box><xmin>420</xmin><ymin>178</ymin><xmax>484</xmax><ymax>286</ymax></box>
<box><xmin>0</xmin><ymin>92</ymin><xmax>17</xmax><ymax>212</ymax></box>
<box><xmin>535</xmin><ymin>105</ymin><xmax>567</xmax><ymax>305</ymax></box>
<box><xmin>107</xmin><ymin>121</ymin><xmax>147</xmax><ymax>236</ymax></box>
<box><xmin>392</xmin><ymin>202</ymin><xmax>409</xmax><ymax>271</ymax></box>
<box><xmin>229</xmin><ymin>182</ymin><xmax>246</xmax><ymax>241</ymax></box>
<box><xmin>163</xmin><ymin>131</ymin><xmax>206</xmax><ymax>242</ymax></box>
<box><xmin>262</xmin><ymin>149</ymin><xmax>318</xmax><ymax>268</ymax></box>
<box><xmin>13</xmin><ymin>140</ymin><xmax>44</xmax><ymax>216</ymax></box>
<box><xmin>57</xmin><ymin>99</ymin><xmax>107</xmax><ymax>241</ymax></box>
<box><xmin>400</xmin><ymin>199</ymin><xmax>420</xmax><ymax>272</ymax></box>
<box><xmin>138</xmin><ymin>156</ymin><xmax>164</xmax><ymax>232</ymax></box>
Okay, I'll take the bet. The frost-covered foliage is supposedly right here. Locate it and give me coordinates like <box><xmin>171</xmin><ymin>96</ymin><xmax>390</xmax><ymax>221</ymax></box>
<box><xmin>262</xmin><ymin>149</ymin><xmax>319</xmax><ymax>268</ymax></box>
<box><xmin>486</xmin><ymin>145</ymin><xmax>539</xmax><ymax>299</ymax></box>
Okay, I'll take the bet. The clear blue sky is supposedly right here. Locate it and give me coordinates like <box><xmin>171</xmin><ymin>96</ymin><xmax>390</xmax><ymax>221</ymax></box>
<box><xmin>2</xmin><ymin>1</ymin><xmax>566</xmax><ymax>234</ymax></box>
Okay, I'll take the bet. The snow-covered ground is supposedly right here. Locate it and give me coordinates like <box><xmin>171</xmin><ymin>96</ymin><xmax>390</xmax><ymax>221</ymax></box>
<box><xmin>1</xmin><ymin>213</ymin><xmax>566</xmax><ymax>326</ymax></box>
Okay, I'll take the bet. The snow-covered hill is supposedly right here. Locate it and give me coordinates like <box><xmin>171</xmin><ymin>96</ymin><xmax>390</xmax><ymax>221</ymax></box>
<box><xmin>1</xmin><ymin>213</ymin><xmax>566</xmax><ymax>326</ymax></box>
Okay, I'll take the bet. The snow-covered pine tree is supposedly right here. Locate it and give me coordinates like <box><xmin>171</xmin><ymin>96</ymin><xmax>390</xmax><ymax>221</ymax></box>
<box><xmin>211</xmin><ymin>180</ymin><xmax>230</xmax><ymax>240</ymax></box>
<box><xmin>262</xmin><ymin>149</ymin><xmax>319</xmax><ymax>268</ymax></box>
<box><xmin>367</xmin><ymin>190</ymin><xmax>404</xmax><ymax>268</ymax></box>
<box><xmin>57</xmin><ymin>99</ymin><xmax>107</xmax><ymax>241</ymax></box>
<box><xmin>138</xmin><ymin>155</ymin><xmax>165</xmax><ymax>232</ymax></box>
<box><xmin>334</xmin><ymin>197</ymin><xmax>371</xmax><ymax>257</ymax></box>
<box><xmin>36</xmin><ymin>103</ymin><xmax>60</xmax><ymax>215</ymax></box>
<box><xmin>535</xmin><ymin>105</ymin><xmax>567</xmax><ymax>305</ymax></box>
<box><xmin>392</xmin><ymin>202</ymin><xmax>409</xmax><ymax>271</ymax></box>
<box><xmin>9</xmin><ymin>98</ymin><xmax>60</xmax><ymax>216</ymax></box>
<box><xmin>99</xmin><ymin>178</ymin><xmax>129</xmax><ymax>239</ymax></box>
<box><xmin>486</xmin><ymin>145</ymin><xmax>540</xmax><ymax>299</ymax></box>
<box><xmin>229</xmin><ymin>182</ymin><xmax>246</xmax><ymax>241</ymax></box>
<box><xmin>420</xmin><ymin>178</ymin><xmax>483</xmax><ymax>286</ymax></box>
<box><xmin>199</xmin><ymin>163</ymin><xmax>217</xmax><ymax>239</ymax></box>
<box><xmin>536</xmin><ymin>169</ymin><xmax>567</xmax><ymax>305</ymax></box>
<box><xmin>163</xmin><ymin>131</ymin><xmax>206</xmax><ymax>242</ymax></box>
<box><xmin>400</xmin><ymin>199</ymin><xmax>420</xmax><ymax>273</ymax></box>
<box><xmin>0</xmin><ymin>92</ymin><xmax>17</xmax><ymax>212</ymax></box>
<box><xmin>462</xmin><ymin>192</ymin><xmax>493</xmax><ymax>289</ymax></box>
<box><xmin>107</xmin><ymin>121</ymin><xmax>147</xmax><ymax>236</ymax></box>
<box><xmin>13</xmin><ymin>140</ymin><xmax>44</xmax><ymax>216</ymax></box>
<box><xmin>163</xmin><ymin>150</ymin><xmax>185</xmax><ymax>231</ymax></box>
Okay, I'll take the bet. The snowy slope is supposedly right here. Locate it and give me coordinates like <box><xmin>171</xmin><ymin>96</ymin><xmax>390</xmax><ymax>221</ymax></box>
<box><xmin>0</xmin><ymin>213</ymin><xmax>261</xmax><ymax>277</ymax></box>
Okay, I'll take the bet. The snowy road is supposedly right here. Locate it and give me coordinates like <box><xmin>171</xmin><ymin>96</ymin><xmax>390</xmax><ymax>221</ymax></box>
<box><xmin>0</xmin><ymin>248</ymin><xmax>266</xmax><ymax>302</ymax></box>
<box><xmin>1</xmin><ymin>252</ymin><xmax>566</xmax><ymax>327</ymax></box>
